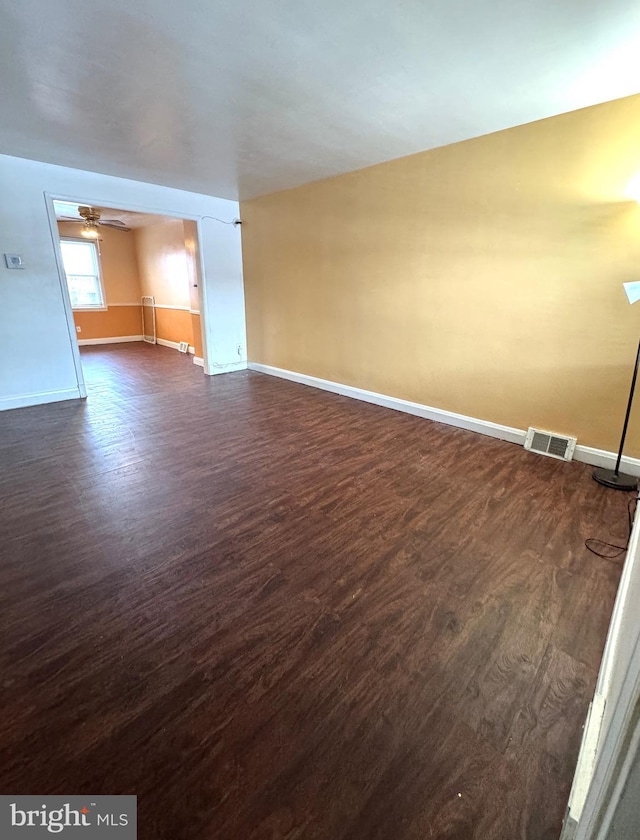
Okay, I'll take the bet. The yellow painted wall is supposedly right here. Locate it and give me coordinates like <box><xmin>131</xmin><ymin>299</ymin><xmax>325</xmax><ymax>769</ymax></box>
<box><xmin>58</xmin><ymin>222</ymin><xmax>142</xmax><ymax>340</ymax></box>
<box><xmin>241</xmin><ymin>94</ymin><xmax>640</xmax><ymax>456</ymax></box>
<box><xmin>134</xmin><ymin>219</ymin><xmax>194</xmax><ymax>347</ymax></box>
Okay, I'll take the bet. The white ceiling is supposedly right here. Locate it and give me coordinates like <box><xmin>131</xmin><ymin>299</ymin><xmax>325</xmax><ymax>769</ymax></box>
<box><xmin>1</xmin><ymin>0</ymin><xmax>640</xmax><ymax>201</ymax></box>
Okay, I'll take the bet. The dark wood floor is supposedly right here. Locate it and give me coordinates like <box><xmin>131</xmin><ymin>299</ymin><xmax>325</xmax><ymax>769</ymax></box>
<box><xmin>0</xmin><ymin>343</ymin><xmax>630</xmax><ymax>839</ymax></box>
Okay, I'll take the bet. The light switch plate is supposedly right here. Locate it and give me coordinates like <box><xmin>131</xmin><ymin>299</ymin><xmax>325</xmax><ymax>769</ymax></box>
<box><xmin>4</xmin><ymin>254</ymin><xmax>24</xmax><ymax>269</ymax></box>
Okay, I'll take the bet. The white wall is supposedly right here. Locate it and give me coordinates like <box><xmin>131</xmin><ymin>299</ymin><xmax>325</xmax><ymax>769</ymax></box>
<box><xmin>0</xmin><ymin>153</ymin><xmax>246</xmax><ymax>408</ymax></box>
<box><xmin>565</xmin><ymin>500</ymin><xmax>640</xmax><ymax>837</ymax></box>
<box><xmin>596</xmin><ymin>508</ymin><xmax>640</xmax><ymax>746</ymax></box>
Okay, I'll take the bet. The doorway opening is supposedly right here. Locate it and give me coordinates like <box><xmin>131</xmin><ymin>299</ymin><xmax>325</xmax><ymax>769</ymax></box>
<box><xmin>51</xmin><ymin>199</ymin><xmax>206</xmax><ymax>395</ymax></box>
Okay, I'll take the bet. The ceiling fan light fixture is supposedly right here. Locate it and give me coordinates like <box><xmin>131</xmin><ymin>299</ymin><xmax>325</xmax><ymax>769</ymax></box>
<box><xmin>78</xmin><ymin>206</ymin><xmax>100</xmax><ymax>238</ymax></box>
<box><xmin>81</xmin><ymin>223</ymin><xmax>99</xmax><ymax>238</ymax></box>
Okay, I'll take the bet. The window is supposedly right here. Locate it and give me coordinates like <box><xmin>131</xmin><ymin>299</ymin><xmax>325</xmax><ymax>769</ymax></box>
<box><xmin>60</xmin><ymin>239</ymin><xmax>105</xmax><ymax>309</ymax></box>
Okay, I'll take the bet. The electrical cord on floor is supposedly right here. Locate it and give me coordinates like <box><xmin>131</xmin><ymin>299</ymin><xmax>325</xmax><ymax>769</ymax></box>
<box><xmin>585</xmin><ymin>495</ymin><xmax>638</xmax><ymax>560</ymax></box>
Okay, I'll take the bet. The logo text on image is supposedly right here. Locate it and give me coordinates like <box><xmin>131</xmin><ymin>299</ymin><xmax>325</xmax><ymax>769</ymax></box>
<box><xmin>1</xmin><ymin>796</ymin><xmax>137</xmax><ymax>837</ymax></box>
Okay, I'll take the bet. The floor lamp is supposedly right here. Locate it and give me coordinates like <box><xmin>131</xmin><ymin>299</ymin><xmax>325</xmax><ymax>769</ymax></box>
<box><xmin>593</xmin><ymin>281</ymin><xmax>640</xmax><ymax>491</ymax></box>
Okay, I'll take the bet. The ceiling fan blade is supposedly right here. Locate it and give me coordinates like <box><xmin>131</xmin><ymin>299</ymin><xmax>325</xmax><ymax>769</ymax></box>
<box><xmin>100</xmin><ymin>221</ymin><xmax>131</xmax><ymax>231</ymax></box>
<box><xmin>58</xmin><ymin>216</ymin><xmax>83</xmax><ymax>222</ymax></box>
<box><xmin>101</xmin><ymin>219</ymin><xmax>128</xmax><ymax>226</ymax></box>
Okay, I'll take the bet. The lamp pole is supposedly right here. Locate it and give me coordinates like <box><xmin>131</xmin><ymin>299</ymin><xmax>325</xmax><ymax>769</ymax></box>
<box><xmin>593</xmin><ymin>337</ymin><xmax>640</xmax><ymax>491</ymax></box>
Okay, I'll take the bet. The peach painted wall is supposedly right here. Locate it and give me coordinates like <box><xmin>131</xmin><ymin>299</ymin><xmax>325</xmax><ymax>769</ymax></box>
<box><xmin>72</xmin><ymin>306</ymin><xmax>142</xmax><ymax>339</ymax></box>
<box><xmin>134</xmin><ymin>219</ymin><xmax>195</xmax><ymax>347</ymax></box>
<box><xmin>58</xmin><ymin>221</ymin><xmax>142</xmax><ymax>340</ymax></box>
<box><xmin>135</xmin><ymin>220</ymin><xmax>191</xmax><ymax>307</ymax></box>
<box><xmin>153</xmin><ymin>308</ymin><xmax>192</xmax><ymax>344</ymax></box>
<box><xmin>191</xmin><ymin>314</ymin><xmax>203</xmax><ymax>357</ymax></box>
<box><xmin>184</xmin><ymin>219</ymin><xmax>204</xmax><ymax>359</ymax></box>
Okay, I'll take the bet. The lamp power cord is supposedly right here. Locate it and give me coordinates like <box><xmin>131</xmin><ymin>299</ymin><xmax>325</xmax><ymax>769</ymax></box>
<box><xmin>585</xmin><ymin>495</ymin><xmax>638</xmax><ymax>561</ymax></box>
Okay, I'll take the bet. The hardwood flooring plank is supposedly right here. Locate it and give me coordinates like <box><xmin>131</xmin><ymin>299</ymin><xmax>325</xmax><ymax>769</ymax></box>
<box><xmin>0</xmin><ymin>343</ymin><xmax>631</xmax><ymax>839</ymax></box>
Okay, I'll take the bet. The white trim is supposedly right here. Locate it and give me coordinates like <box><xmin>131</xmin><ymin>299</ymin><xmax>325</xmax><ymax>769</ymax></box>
<box><xmin>141</xmin><ymin>295</ymin><xmax>156</xmax><ymax>344</ymax></box>
<box><xmin>597</xmin><ymin>500</ymin><xmax>640</xmax><ymax>704</ymax></box>
<box><xmin>155</xmin><ymin>337</ymin><xmax>200</xmax><ymax>354</ymax></box>
<box><xmin>573</xmin><ymin>444</ymin><xmax>640</xmax><ymax>477</ymax></box>
<box><xmin>193</xmin><ymin>356</ymin><xmax>204</xmax><ymax>367</ymax></box>
<box><xmin>565</xmin><ymin>694</ymin><xmax>607</xmax><ymax>825</ymax></box>
<box><xmin>152</xmin><ymin>303</ymin><xmax>191</xmax><ymax>311</ymax></box>
<box><xmin>59</xmin><ymin>235</ymin><xmax>107</xmax><ymax>311</ymax></box>
<box><xmin>154</xmin><ymin>337</ymin><xmax>190</xmax><ymax>350</ymax></box>
<box><xmin>206</xmin><ymin>360</ymin><xmax>246</xmax><ymax>376</ymax></box>
<box><xmin>0</xmin><ymin>387</ymin><xmax>81</xmax><ymax>411</ymax></box>
<box><xmin>43</xmin><ymin>193</ymin><xmax>87</xmax><ymax>397</ymax></box>
<box><xmin>156</xmin><ymin>337</ymin><xmax>181</xmax><ymax>350</ymax></box>
<box><xmin>575</xmin><ymin>633</ymin><xmax>640</xmax><ymax>839</ymax></box>
<box><xmin>78</xmin><ymin>335</ymin><xmax>143</xmax><ymax>345</ymax></box>
<box><xmin>105</xmin><ymin>302</ymin><xmax>141</xmax><ymax>307</ymax></box>
<box><xmin>193</xmin><ymin>219</ymin><xmax>210</xmax><ymax>371</ymax></box>
<box><xmin>189</xmin><ymin>309</ymin><xmax>200</xmax><ymax>315</ymax></box>
<box><xmin>247</xmin><ymin>363</ymin><xmax>640</xmax><ymax>475</ymax></box>
<box><xmin>248</xmin><ymin>363</ymin><xmax>524</xmax><ymax>443</ymax></box>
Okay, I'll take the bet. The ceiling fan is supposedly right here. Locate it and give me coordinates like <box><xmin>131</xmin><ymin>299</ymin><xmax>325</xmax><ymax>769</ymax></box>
<box><xmin>58</xmin><ymin>205</ymin><xmax>131</xmax><ymax>238</ymax></box>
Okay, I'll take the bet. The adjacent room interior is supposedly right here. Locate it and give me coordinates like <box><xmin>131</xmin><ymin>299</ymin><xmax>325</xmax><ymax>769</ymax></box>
<box><xmin>53</xmin><ymin>200</ymin><xmax>206</xmax><ymax>381</ymax></box>
<box><xmin>2</xmin><ymin>3</ymin><xmax>640</xmax><ymax>839</ymax></box>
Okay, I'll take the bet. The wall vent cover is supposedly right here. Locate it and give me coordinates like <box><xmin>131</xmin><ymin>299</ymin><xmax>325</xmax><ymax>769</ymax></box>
<box><xmin>524</xmin><ymin>427</ymin><xmax>577</xmax><ymax>461</ymax></box>
<box><xmin>178</xmin><ymin>341</ymin><xmax>189</xmax><ymax>353</ymax></box>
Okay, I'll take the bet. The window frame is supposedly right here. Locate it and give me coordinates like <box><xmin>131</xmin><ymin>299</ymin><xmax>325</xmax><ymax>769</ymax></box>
<box><xmin>59</xmin><ymin>236</ymin><xmax>107</xmax><ymax>311</ymax></box>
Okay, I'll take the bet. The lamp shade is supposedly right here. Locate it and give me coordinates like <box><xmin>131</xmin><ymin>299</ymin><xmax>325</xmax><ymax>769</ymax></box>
<box><xmin>623</xmin><ymin>281</ymin><xmax>640</xmax><ymax>305</ymax></box>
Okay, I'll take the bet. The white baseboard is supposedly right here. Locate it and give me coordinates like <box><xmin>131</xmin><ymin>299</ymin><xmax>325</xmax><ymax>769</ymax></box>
<box><xmin>248</xmin><ymin>363</ymin><xmax>640</xmax><ymax>476</ymax></box>
<box><xmin>248</xmin><ymin>363</ymin><xmax>524</xmax><ymax>443</ymax></box>
<box><xmin>78</xmin><ymin>335</ymin><xmax>143</xmax><ymax>345</ymax></box>
<box><xmin>155</xmin><ymin>338</ymin><xmax>186</xmax><ymax>351</ymax></box>
<box><xmin>573</xmin><ymin>444</ymin><xmax>640</xmax><ymax>476</ymax></box>
<box><xmin>156</xmin><ymin>337</ymin><xmax>181</xmax><ymax>351</ymax></box>
<box><xmin>155</xmin><ymin>338</ymin><xmax>198</xmax><ymax>355</ymax></box>
<box><xmin>193</xmin><ymin>356</ymin><xmax>204</xmax><ymax>367</ymax></box>
<box><xmin>0</xmin><ymin>387</ymin><xmax>81</xmax><ymax>411</ymax></box>
<box><xmin>206</xmin><ymin>360</ymin><xmax>247</xmax><ymax>376</ymax></box>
